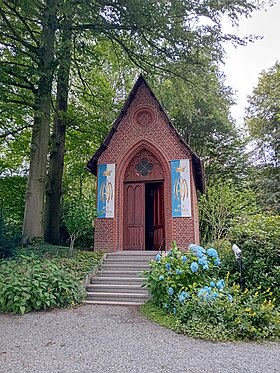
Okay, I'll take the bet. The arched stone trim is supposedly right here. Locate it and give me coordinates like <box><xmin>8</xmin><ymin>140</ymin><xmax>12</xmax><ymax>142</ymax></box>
<box><xmin>115</xmin><ymin>139</ymin><xmax>172</xmax><ymax>250</ymax></box>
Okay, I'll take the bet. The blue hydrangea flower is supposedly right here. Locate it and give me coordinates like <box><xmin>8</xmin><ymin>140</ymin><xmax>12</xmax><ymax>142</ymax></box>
<box><xmin>155</xmin><ymin>253</ymin><xmax>161</xmax><ymax>261</ymax></box>
<box><xmin>159</xmin><ymin>275</ymin><xmax>164</xmax><ymax>281</ymax></box>
<box><xmin>203</xmin><ymin>263</ymin><xmax>209</xmax><ymax>270</ymax></box>
<box><xmin>181</xmin><ymin>255</ymin><xmax>187</xmax><ymax>263</ymax></box>
<box><xmin>190</xmin><ymin>262</ymin><xmax>198</xmax><ymax>273</ymax></box>
<box><xmin>198</xmin><ymin>256</ymin><xmax>208</xmax><ymax>266</ymax></box>
<box><xmin>164</xmin><ymin>303</ymin><xmax>169</xmax><ymax>309</ymax></box>
<box><xmin>210</xmin><ymin>281</ymin><xmax>216</xmax><ymax>288</ymax></box>
<box><xmin>198</xmin><ymin>287</ymin><xmax>210</xmax><ymax>299</ymax></box>
<box><xmin>179</xmin><ymin>294</ymin><xmax>185</xmax><ymax>303</ymax></box>
<box><xmin>212</xmin><ymin>291</ymin><xmax>219</xmax><ymax>299</ymax></box>
<box><xmin>168</xmin><ymin>287</ymin><xmax>174</xmax><ymax>296</ymax></box>
<box><xmin>196</xmin><ymin>245</ymin><xmax>206</xmax><ymax>253</ymax></box>
<box><xmin>228</xmin><ymin>294</ymin><xmax>233</xmax><ymax>302</ymax></box>
<box><xmin>173</xmin><ymin>307</ymin><xmax>176</xmax><ymax>315</ymax></box>
<box><xmin>214</xmin><ymin>258</ymin><xmax>221</xmax><ymax>266</ymax></box>
<box><xmin>207</xmin><ymin>248</ymin><xmax>218</xmax><ymax>258</ymax></box>
<box><xmin>197</xmin><ymin>289</ymin><xmax>205</xmax><ymax>298</ymax></box>
<box><xmin>167</xmin><ymin>250</ymin><xmax>173</xmax><ymax>256</ymax></box>
<box><xmin>196</xmin><ymin>250</ymin><xmax>204</xmax><ymax>258</ymax></box>
<box><xmin>190</xmin><ymin>245</ymin><xmax>206</xmax><ymax>258</ymax></box>
<box><xmin>178</xmin><ymin>291</ymin><xmax>190</xmax><ymax>303</ymax></box>
<box><xmin>216</xmin><ymin>279</ymin><xmax>225</xmax><ymax>290</ymax></box>
<box><xmin>165</xmin><ymin>262</ymin><xmax>171</xmax><ymax>271</ymax></box>
<box><xmin>176</xmin><ymin>269</ymin><xmax>183</xmax><ymax>275</ymax></box>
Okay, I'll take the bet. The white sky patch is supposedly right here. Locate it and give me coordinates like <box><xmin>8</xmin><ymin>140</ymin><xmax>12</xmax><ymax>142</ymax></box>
<box><xmin>221</xmin><ymin>1</ymin><xmax>280</xmax><ymax>127</ymax></box>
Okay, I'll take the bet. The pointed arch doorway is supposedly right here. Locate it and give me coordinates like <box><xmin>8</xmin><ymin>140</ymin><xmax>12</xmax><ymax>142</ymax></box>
<box><xmin>123</xmin><ymin>148</ymin><xmax>165</xmax><ymax>251</ymax></box>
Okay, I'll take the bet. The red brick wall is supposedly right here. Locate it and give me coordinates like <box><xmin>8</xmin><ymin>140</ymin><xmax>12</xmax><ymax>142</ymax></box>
<box><xmin>94</xmin><ymin>82</ymin><xmax>200</xmax><ymax>251</ymax></box>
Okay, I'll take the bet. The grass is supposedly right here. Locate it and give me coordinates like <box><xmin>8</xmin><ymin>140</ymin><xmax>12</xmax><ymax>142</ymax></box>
<box><xmin>140</xmin><ymin>301</ymin><xmax>182</xmax><ymax>332</ymax></box>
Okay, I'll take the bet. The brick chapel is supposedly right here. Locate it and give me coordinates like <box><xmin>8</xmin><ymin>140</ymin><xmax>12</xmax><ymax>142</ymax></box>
<box><xmin>86</xmin><ymin>75</ymin><xmax>205</xmax><ymax>252</ymax></box>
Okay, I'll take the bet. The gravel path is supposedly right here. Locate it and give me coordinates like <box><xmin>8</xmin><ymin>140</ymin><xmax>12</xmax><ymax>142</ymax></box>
<box><xmin>0</xmin><ymin>305</ymin><xmax>279</xmax><ymax>373</ymax></box>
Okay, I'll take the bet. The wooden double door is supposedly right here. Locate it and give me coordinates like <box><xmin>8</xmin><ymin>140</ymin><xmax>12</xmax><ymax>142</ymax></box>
<box><xmin>124</xmin><ymin>182</ymin><xmax>164</xmax><ymax>250</ymax></box>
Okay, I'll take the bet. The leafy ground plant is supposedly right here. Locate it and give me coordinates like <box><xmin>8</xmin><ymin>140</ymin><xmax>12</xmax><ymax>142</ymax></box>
<box><xmin>0</xmin><ymin>250</ymin><xmax>102</xmax><ymax>314</ymax></box>
<box><xmin>176</xmin><ymin>286</ymin><xmax>280</xmax><ymax>341</ymax></box>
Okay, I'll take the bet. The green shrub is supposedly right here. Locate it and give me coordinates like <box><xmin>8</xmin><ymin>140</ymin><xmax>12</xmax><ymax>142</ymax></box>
<box><xmin>62</xmin><ymin>197</ymin><xmax>96</xmax><ymax>254</ymax></box>
<box><xmin>144</xmin><ymin>242</ymin><xmax>222</xmax><ymax>310</ymax></box>
<box><xmin>57</xmin><ymin>250</ymin><xmax>103</xmax><ymax>281</ymax></box>
<box><xmin>0</xmin><ymin>213</ymin><xmax>21</xmax><ymax>258</ymax></box>
<box><xmin>226</xmin><ymin>214</ymin><xmax>280</xmax><ymax>303</ymax></box>
<box><xmin>0</xmin><ymin>250</ymin><xmax>102</xmax><ymax>314</ymax></box>
<box><xmin>143</xmin><ymin>243</ymin><xmax>280</xmax><ymax>341</ymax></box>
<box><xmin>177</xmin><ymin>286</ymin><xmax>280</xmax><ymax>341</ymax></box>
<box><xmin>0</xmin><ymin>255</ymin><xmax>85</xmax><ymax>314</ymax></box>
<box><xmin>199</xmin><ymin>183</ymin><xmax>258</xmax><ymax>244</ymax></box>
<box><xmin>15</xmin><ymin>242</ymin><xmax>70</xmax><ymax>259</ymax></box>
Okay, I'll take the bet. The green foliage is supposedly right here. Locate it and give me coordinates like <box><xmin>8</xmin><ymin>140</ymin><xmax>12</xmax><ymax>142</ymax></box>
<box><xmin>0</xmin><ymin>176</ymin><xmax>27</xmax><ymax>227</ymax></box>
<box><xmin>0</xmin><ymin>249</ymin><xmax>102</xmax><ymax>314</ymax></box>
<box><xmin>199</xmin><ymin>182</ymin><xmax>258</xmax><ymax>244</ymax></box>
<box><xmin>156</xmin><ymin>73</ymin><xmax>250</xmax><ymax>184</ymax></box>
<box><xmin>62</xmin><ymin>197</ymin><xmax>96</xmax><ymax>253</ymax></box>
<box><xmin>143</xmin><ymin>243</ymin><xmax>279</xmax><ymax>341</ymax></box>
<box><xmin>246</xmin><ymin>62</ymin><xmax>280</xmax><ymax>213</ymax></box>
<box><xmin>0</xmin><ymin>256</ymin><xmax>85</xmax><ymax>314</ymax></box>
<box><xmin>246</xmin><ymin>62</ymin><xmax>280</xmax><ymax>167</ymax></box>
<box><xmin>15</xmin><ymin>242</ymin><xmax>71</xmax><ymax>259</ymax></box>
<box><xmin>228</xmin><ymin>214</ymin><xmax>280</xmax><ymax>303</ymax></box>
<box><xmin>140</xmin><ymin>301</ymin><xmax>181</xmax><ymax>332</ymax></box>
<box><xmin>249</xmin><ymin>165</ymin><xmax>280</xmax><ymax>214</ymax></box>
<box><xmin>0</xmin><ymin>213</ymin><xmax>21</xmax><ymax>258</ymax></box>
<box><xmin>177</xmin><ymin>286</ymin><xmax>280</xmax><ymax>341</ymax></box>
<box><xmin>57</xmin><ymin>250</ymin><xmax>103</xmax><ymax>281</ymax></box>
<box><xmin>144</xmin><ymin>242</ymin><xmax>221</xmax><ymax>310</ymax></box>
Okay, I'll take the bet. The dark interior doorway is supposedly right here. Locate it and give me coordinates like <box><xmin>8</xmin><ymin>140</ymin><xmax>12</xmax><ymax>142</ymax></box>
<box><xmin>145</xmin><ymin>182</ymin><xmax>164</xmax><ymax>251</ymax></box>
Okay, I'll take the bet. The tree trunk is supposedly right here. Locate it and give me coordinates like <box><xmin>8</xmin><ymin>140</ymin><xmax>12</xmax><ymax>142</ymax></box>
<box><xmin>22</xmin><ymin>0</ymin><xmax>58</xmax><ymax>244</ymax></box>
<box><xmin>44</xmin><ymin>22</ymin><xmax>72</xmax><ymax>244</ymax></box>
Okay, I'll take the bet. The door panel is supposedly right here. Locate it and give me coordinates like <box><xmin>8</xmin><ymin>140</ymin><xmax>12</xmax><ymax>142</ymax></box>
<box><xmin>124</xmin><ymin>183</ymin><xmax>145</xmax><ymax>250</ymax></box>
<box><xmin>153</xmin><ymin>183</ymin><xmax>164</xmax><ymax>250</ymax></box>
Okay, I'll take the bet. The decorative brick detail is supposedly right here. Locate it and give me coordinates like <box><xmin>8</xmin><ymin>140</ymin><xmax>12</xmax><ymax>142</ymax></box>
<box><xmin>94</xmin><ymin>81</ymin><xmax>201</xmax><ymax>251</ymax></box>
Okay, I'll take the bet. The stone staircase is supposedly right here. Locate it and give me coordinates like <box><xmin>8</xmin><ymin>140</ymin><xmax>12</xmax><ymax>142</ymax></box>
<box><xmin>85</xmin><ymin>251</ymin><xmax>157</xmax><ymax>306</ymax></box>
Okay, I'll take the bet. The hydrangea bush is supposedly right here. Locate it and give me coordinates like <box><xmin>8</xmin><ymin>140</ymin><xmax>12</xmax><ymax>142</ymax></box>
<box><xmin>143</xmin><ymin>242</ymin><xmax>280</xmax><ymax>341</ymax></box>
<box><xmin>144</xmin><ymin>242</ymin><xmax>229</xmax><ymax>312</ymax></box>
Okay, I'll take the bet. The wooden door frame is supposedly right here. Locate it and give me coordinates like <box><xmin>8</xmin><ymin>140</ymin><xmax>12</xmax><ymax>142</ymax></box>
<box><xmin>117</xmin><ymin>141</ymin><xmax>171</xmax><ymax>251</ymax></box>
<box><xmin>123</xmin><ymin>147</ymin><xmax>165</xmax><ymax>250</ymax></box>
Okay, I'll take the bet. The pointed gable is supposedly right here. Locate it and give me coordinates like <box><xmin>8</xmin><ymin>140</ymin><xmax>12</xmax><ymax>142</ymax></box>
<box><xmin>86</xmin><ymin>74</ymin><xmax>205</xmax><ymax>193</ymax></box>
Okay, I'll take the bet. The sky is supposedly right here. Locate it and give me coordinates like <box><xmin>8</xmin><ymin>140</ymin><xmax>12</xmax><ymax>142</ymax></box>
<box><xmin>222</xmin><ymin>0</ymin><xmax>280</xmax><ymax>126</ymax></box>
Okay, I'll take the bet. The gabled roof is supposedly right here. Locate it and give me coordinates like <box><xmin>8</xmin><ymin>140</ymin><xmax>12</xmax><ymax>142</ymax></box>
<box><xmin>86</xmin><ymin>74</ymin><xmax>205</xmax><ymax>193</ymax></box>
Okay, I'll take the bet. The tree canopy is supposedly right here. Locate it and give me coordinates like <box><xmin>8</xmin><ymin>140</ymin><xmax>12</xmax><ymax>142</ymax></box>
<box><xmin>0</xmin><ymin>0</ymin><xmax>271</xmax><ymax>245</ymax></box>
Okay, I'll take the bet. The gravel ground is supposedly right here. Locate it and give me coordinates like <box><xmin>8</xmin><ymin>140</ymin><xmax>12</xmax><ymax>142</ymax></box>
<box><xmin>0</xmin><ymin>305</ymin><xmax>279</xmax><ymax>373</ymax></box>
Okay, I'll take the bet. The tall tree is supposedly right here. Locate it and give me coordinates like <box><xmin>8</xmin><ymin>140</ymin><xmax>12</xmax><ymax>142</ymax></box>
<box><xmin>155</xmin><ymin>70</ymin><xmax>249</xmax><ymax>185</ymax></box>
<box><xmin>245</xmin><ymin>62</ymin><xmax>280</xmax><ymax>212</ymax></box>
<box><xmin>44</xmin><ymin>19</ymin><xmax>72</xmax><ymax>244</ymax></box>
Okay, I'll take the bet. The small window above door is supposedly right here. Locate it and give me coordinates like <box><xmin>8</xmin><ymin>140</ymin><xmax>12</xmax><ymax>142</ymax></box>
<box><xmin>124</xmin><ymin>148</ymin><xmax>164</xmax><ymax>182</ymax></box>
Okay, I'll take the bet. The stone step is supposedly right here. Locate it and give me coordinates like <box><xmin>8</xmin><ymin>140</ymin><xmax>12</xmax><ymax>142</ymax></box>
<box><xmin>102</xmin><ymin>263</ymin><xmax>150</xmax><ymax>270</ymax></box>
<box><xmin>87</xmin><ymin>291</ymin><xmax>148</xmax><ymax>303</ymax></box>
<box><xmin>91</xmin><ymin>276</ymin><xmax>145</xmax><ymax>285</ymax></box>
<box><xmin>87</xmin><ymin>283</ymin><xmax>148</xmax><ymax>294</ymax></box>
<box><xmin>86</xmin><ymin>251</ymin><xmax>153</xmax><ymax>306</ymax></box>
<box><xmin>105</xmin><ymin>257</ymin><xmax>153</xmax><ymax>264</ymax></box>
<box><xmin>98</xmin><ymin>270</ymin><xmax>146</xmax><ymax>277</ymax></box>
<box><xmin>107</xmin><ymin>251</ymin><xmax>157</xmax><ymax>256</ymax></box>
<box><xmin>84</xmin><ymin>300</ymin><xmax>145</xmax><ymax>306</ymax></box>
